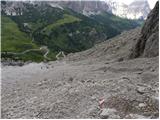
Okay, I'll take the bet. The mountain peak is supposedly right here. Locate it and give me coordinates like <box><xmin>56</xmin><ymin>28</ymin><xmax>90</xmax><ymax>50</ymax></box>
<box><xmin>1</xmin><ymin>0</ymin><xmax>151</xmax><ymax>20</ymax></box>
<box><xmin>108</xmin><ymin>0</ymin><xmax>151</xmax><ymax>19</ymax></box>
<box><xmin>130</xmin><ymin>0</ymin><xmax>150</xmax><ymax>7</ymax></box>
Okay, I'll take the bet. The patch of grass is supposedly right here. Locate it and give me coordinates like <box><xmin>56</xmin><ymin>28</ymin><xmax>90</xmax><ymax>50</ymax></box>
<box><xmin>1</xmin><ymin>16</ymin><xmax>38</xmax><ymax>52</ymax></box>
<box><xmin>43</xmin><ymin>14</ymin><xmax>81</xmax><ymax>34</ymax></box>
<box><xmin>17</xmin><ymin>51</ymin><xmax>44</xmax><ymax>62</ymax></box>
<box><xmin>91</xmin><ymin>12</ymin><xmax>142</xmax><ymax>36</ymax></box>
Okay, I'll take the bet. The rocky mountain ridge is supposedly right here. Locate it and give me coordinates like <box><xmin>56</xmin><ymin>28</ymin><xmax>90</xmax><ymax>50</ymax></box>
<box><xmin>1</xmin><ymin>0</ymin><xmax>151</xmax><ymax>19</ymax></box>
<box><xmin>49</xmin><ymin>0</ymin><xmax>151</xmax><ymax>19</ymax></box>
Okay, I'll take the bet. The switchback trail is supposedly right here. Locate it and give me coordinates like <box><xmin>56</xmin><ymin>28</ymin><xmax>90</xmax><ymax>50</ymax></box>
<box><xmin>2</xmin><ymin>46</ymin><xmax>50</xmax><ymax>60</ymax></box>
<box><xmin>56</xmin><ymin>51</ymin><xmax>66</xmax><ymax>60</ymax></box>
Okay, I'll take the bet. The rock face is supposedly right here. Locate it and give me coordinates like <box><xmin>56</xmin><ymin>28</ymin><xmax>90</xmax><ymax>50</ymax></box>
<box><xmin>1</xmin><ymin>1</ymin><xmax>25</xmax><ymax>16</ymax></box>
<box><xmin>52</xmin><ymin>1</ymin><xmax>109</xmax><ymax>16</ymax></box>
<box><xmin>129</xmin><ymin>2</ymin><xmax>159</xmax><ymax>58</ymax></box>
<box><xmin>1</xmin><ymin>0</ymin><xmax>151</xmax><ymax>19</ymax></box>
<box><xmin>55</xmin><ymin>0</ymin><xmax>151</xmax><ymax>19</ymax></box>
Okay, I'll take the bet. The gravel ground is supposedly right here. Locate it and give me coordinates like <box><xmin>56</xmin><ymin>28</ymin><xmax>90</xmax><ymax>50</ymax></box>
<box><xmin>1</xmin><ymin>28</ymin><xmax>159</xmax><ymax>119</ymax></box>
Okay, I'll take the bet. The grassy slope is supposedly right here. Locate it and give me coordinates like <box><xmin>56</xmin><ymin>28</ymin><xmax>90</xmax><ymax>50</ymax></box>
<box><xmin>43</xmin><ymin>14</ymin><xmax>81</xmax><ymax>34</ymax></box>
<box><xmin>91</xmin><ymin>12</ymin><xmax>141</xmax><ymax>35</ymax></box>
<box><xmin>31</xmin><ymin>10</ymin><xmax>106</xmax><ymax>53</ymax></box>
<box><xmin>1</xmin><ymin>16</ymin><xmax>38</xmax><ymax>52</ymax></box>
<box><xmin>1</xmin><ymin>3</ymin><xmax>141</xmax><ymax>62</ymax></box>
<box><xmin>1</xmin><ymin>16</ymin><xmax>45</xmax><ymax>62</ymax></box>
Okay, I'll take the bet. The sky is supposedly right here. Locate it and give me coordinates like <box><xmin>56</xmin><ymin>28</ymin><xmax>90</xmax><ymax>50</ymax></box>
<box><xmin>114</xmin><ymin>0</ymin><xmax>158</xmax><ymax>9</ymax></box>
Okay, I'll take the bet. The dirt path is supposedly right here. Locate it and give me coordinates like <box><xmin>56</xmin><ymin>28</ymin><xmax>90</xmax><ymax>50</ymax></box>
<box><xmin>2</xmin><ymin>46</ymin><xmax>50</xmax><ymax>59</ymax></box>
<box><xmin>56</xmin><ymin>51</ymin><xmax>66</xmax><ymax>60</ymax></box>
<box><xmin>43</xmin><ymin>49</ymin><xmax>49</xmax><ymax>59</ymax></box>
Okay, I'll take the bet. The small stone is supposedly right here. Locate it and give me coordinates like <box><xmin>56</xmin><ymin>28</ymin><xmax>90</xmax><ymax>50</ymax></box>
<box><xmin>125</xmin><ymin>114</ymin><xmax>148</xmax><ymax>119</ymax></box>
<box><xmin>122</xmin><ymin>76</ymin><xmax>130</xmax><ymax>80</ymax></box>
<box><xmin>139</xmin><ymin>103</ymin><xmax>146</xmax><ymax>107</ymax></box>
<box><xmin>37</xmin><ymin>82</ymin><xmax>42</xmax><ymax>86</ymax></box>
<box><xmin>151</xmin><ymin>96</ymin><xmax>159</xmax><ymax>108</ymax></box>
<box><xmin>136</xmin><ymin>86</ymin><xmax>146</xmax><ymax>94</ymax></box>
<box><xmin>100</xmin><ymin>108</ymin><xmax>117</xmax><ymax>119</ymax></box>
<box><xmin>46</xmin><ymin>66</ymin><xmax>49</xmax><ymax>69</ymax></box>
<box><xmin>68</xmin><ymin>77</ymin><xmax>73</xmax><ymax>82</ymax></box>
<box><xmin>117</xmin><ymin>57</ymin><xmax>124</xmax><ymax>62</ymax></box>
<box><xmin>87</xmin><ymin>80</ymin><xmax>92</xmax><ymax>83</ymax></box>
<box><xmin>135</xmin><ymin>71</ymin><xmax>143</xmax><ymax>74</ymax></box>
<box><xmin>109</xmin><ymin>114</ymin><xmax>121</xmax><ymax>119</ymax></box>
<box><xmin>91</xmin><ymin>96</ymin><xmax>96</xmax><ymax>100</ymax></box>
<box><xmin>43</xmin><ymin>78</ymin><xmax>48</xmax><ymax>81</ymax></box>
<box><xmin>81</xmin><ymin>80</ymin><xmax>85</xmax><ymax>83</ymax></box>
<box><xmin>150</xmin><ymin>68</ymin><xmax>155</xmax><ymax>72</ymax></box>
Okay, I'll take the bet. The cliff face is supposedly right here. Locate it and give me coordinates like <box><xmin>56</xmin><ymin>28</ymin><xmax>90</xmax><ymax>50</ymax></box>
<box><xmin>1</xmin><ymin>0</ymin><xmax>151</xmax><ymax>19</ymax></box>
<box><xmin>49</xmin><ymin>1</ymin><xmax>109</xmax><ymax>16</ymax></box>
<box><xmin>130</xmin><ymin>2</ymin><xmax>159</xmax><ymax>58</ymax></box>
<box><xmin>54</xmin><ymin>0</ymin><xmax>150</xmax><ymax>19</ymax></box>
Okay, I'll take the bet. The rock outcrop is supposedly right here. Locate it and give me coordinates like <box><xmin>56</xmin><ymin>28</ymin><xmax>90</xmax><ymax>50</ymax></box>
<box><xmin>129</xmin><ymin>2</ymin><xmax>159</xmax><ymax>58</ymax></box>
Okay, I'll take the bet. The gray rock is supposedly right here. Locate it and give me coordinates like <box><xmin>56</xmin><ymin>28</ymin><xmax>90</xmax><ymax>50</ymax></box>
<box><xmin>151</xmin><ymin>96</ymin><xmax>159</xmax><ymax>109</ymax></box>
<box><xmin>138</xmin><ymin>103</ymin><xmax>147</xmax><ymax>107</ymax></box>
<box><xmin>100</xmin><ymin>108</ymin><xmax>117</xmax><ymax>119</ymax></box>
<box><xmin>129</xmin><ymin>2</ymin><xmax>159</xmax><ymax>58</ymax></box>
<box><xmin>136</xmin><ymin>86</ymin><xmax>146</xmax><ymax>94</ymax></box>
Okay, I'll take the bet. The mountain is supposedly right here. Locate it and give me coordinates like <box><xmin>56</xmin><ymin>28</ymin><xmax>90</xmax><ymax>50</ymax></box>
<box><xmin>67</xmin><ymin>1</ymin><xmax>159</xmax><ymax>61</ymax></box>
<box><xmin>1</xmin><ymin>0</ymin><xmax>150</xmax><ymax>19</ymax></box>
<box><xmin>1</xmin><ymin>1</ymin><xmax>140</xmax><ymax>62</ymax></box>
<box><xmin>1</xmin><ymin>2</ymin><xmax>159</xmax><ymax>119</ymax></box>
<box><xmin>107</xmin><ymin>0</ymin><xmax>151</xmax><ymax>20</ymax></box>
<box><xmin>48</xmin><ymin>1</ymin><xmax>109</xmax><ymax>16</ymax></box>
<box><xmin>45</xmin><ymin>0</ymin><xmax>151</xmax><ymax>20</ymax></box>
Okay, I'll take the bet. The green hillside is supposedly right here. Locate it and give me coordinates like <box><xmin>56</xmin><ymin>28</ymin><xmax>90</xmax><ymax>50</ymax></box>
<box><xmin>90</xmin><ymin>12</ymin><xmax>142</xmax><ymax>36</ymax></box>
<box><xmin>1</xmin><ymin>16</ymin><xmax>45</xmax><ymax>62</ymax></box>
<box><xmin>1</xmin><ymin>2</ymin><xmax>142</xmax><ymax>62</ymax></box>
<box><xmin>1</xmin><ymin>16</ymin><xmax>37</xmax><ymax>52</ymax></box>
<box><xmin>43</xmin><ymin>14</ymin><xmax>81</xmax><ymax>35</ymax></box>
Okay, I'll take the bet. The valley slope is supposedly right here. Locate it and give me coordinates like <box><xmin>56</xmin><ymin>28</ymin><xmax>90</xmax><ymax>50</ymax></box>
<box><xmin>1</xmin><ymin>1</ymin><xmax>141</xmax><ymax>62</ymax></box>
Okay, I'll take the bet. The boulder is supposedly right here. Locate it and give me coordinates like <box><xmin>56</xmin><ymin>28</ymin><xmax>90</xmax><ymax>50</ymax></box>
<box><xmin>100</xmin><ymin>108</ymin><xmax>119</xmax><ymax>119</ymax></box>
